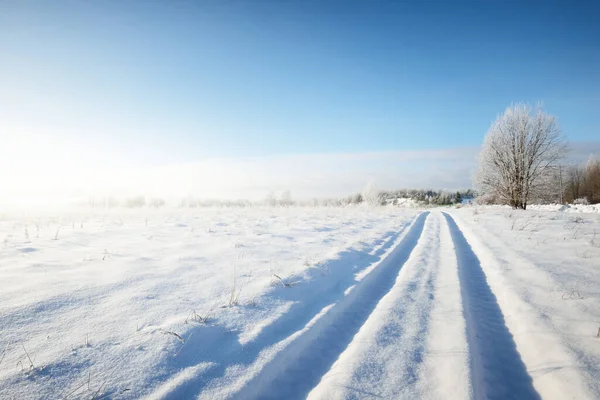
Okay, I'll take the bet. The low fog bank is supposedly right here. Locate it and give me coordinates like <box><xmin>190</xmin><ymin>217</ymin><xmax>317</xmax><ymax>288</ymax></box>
<box><xmin>1</xmin><ymin>148</ymin><xmax>477</xmax><ymax>211</ymax></box>
<box><xmin>2</xmin><ymin>143</ymin><xmax>597</xmax><ymax>212</ymax></box>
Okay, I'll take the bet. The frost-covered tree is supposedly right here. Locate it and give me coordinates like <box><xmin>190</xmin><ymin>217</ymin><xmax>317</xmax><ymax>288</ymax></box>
<box><xmin>362</xmin><ymin>182</ymin><xmax>383</xmax><ymax>206</ymax></box>
<box><xmin>351</xmin><ymin>193</ymin><xmax>363</xmax><ymax>204</ymax></box>
<box><xmin>476</xmin><ymin>104</ymin><xmax>568</xmax><ymax>210</ymax></box>
<box><xmin>264</xmin><ymin>191</ymin><xmax>276</xmax><ymax>207</ymax></box>
<box><xmin>279</xmin><ymin>190</ymin><xmax>293</xmax><ymax>206</ymax></box>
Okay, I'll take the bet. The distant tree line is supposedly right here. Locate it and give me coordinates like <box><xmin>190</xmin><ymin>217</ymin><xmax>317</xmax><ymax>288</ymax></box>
<box><xmin>380</xmin><ymin>189</ymin><xmax>474</xmax><ymax>205</ymax></box>
<box><xmin>562</xmin><ymin>157</ymin><xmax>600</xmax><ymax>204</ymax></box>
<box><xmin>88</xmin><ymin>196</ymin><xmax>166</xmax><ymax>208</ymax></box>
<box><xmin>85</xmin><ymin>188</ymin><xmax>477</xmax><ymax>209</ymax></box>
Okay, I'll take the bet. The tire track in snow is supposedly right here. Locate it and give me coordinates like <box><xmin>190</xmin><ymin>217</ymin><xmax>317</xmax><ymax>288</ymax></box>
<box><xmin>146</xmin><ymin>214</ymin><xmax>417</xmax><ymax>399</ymax></box>
<box><xmin>447</xmin><ymin>212</ymin><xmax>597</xmax><ymax>399</ymax></box>
<box><xmin>416</xmin><ymin>212</ymin><xmax>470</xmax><ymax>400</ymax></box>
<box><xmin>443</xmin><ymin>213</ymin><xmax>540</xmax><ymax>400</ymax></box>
<box><xmin>306</xmin><ymin>211</ymin><xmax>444</xmax><ymax>399</ymax></box>
<box><xmin>226</xmin><ymin>212</ymin><xmax>430</xmax><ymax>400</ymax></box>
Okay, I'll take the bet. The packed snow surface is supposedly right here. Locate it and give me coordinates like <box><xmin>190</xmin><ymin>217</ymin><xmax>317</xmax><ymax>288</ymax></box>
<box><xmin>1</xmin><ymin>205</ymin><xmax>599</xmax><ymax>399</ymax></box>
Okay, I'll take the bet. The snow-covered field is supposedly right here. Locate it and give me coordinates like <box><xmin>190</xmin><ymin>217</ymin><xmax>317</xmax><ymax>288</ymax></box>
<box><xmin>1</xmin><ymin>205</ymin><xmax>599</xmax><ymax>399</ymax></box>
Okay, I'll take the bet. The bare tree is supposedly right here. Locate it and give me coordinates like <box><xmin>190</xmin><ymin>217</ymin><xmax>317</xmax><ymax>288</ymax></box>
<box><xmin>476</xmin><ymin>104</ymin><xmax>568</xmax><ymax>210</ymax></box>
<box><xmin>582</xmin><ymin>156</ymin><xmax>600</xmax><ymax>203</ymax></box>
<box><xmin>564</xmin><ymin>165</ymin><xmax>585</xmax><ymax>203</ymax></box>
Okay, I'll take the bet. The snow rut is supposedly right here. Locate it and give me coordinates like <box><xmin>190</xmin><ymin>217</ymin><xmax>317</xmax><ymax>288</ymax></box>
<box><xmin>447</xmin><ymin>212</ymin><xmax>598</xmax><ymax>400</ymax></box>
<box><xmin>228</xmin><ymin>212</ymin><xmax>430</xmax><ymax>400</ymax></box>
<box><xmin>308</xmin><ymin>211</ymin><xmax>444</xmax><ymax>399</ymax></box>
<box><xmin>443</xmin><ymin>213</ymin><xmax>540</xmax><ymax>400</ymax></box>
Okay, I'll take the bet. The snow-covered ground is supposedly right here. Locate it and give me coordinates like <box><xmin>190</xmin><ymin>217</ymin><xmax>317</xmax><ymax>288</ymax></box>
<box><xmin>528</xmin><ymin>203</ymin><xmax>600</xmax><ymax>214</ymax></box>
<box><xmin>1</xmin><ymin>205</ymin><xmax>599</xmax><ymax>399</ymax></box>
<box><xmin>478</xmin><ymin>203</ymin><xmax>600</xmax><ymax>214</ymax></box>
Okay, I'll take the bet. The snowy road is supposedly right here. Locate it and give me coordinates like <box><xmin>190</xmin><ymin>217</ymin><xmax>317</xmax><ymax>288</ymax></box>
<box><xmin>1</xmin><ymin>208</ymin><xmax>598</xmax><ymax>399</ymax></box>
<box><xmin>216</xmin><ymin>211</ymin><xmax>597</xmax><ymax>400</ymax></box>
<box><xmin>307</xmin><ymin>211</ymin><xmax>469</xmax><ymax>399</ymax></box>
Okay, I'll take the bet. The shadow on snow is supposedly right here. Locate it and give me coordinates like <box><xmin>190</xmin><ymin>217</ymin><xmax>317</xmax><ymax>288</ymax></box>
<box><xmin>229</xmin><ymin>212</ymin><xmax>429</xmax><ymax>399</ymax></box>
<box><xmin>443</xmin><ymin>213</ymin><xmax>540</xmax><ymax>400</ymax></box>
<box><xmin>156</xmin><ymin>213</ymin><xmax>428</xmax><ymax>399</ymax></box>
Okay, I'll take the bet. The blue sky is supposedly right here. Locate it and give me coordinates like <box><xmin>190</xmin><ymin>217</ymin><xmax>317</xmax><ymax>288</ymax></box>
<box><xmin>1</xmin><ymin>1</ymin><xmax>600</xmax><ymax>199</ymax></box>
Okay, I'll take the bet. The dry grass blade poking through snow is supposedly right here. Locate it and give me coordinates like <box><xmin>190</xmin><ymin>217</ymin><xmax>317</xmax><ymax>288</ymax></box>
<box><xmin>21</xmin><ymin>344</ymin><xmax>35</xmax><ymax>372</ymax></box>
<box><xmin>185</xmin><ymin>309</ymin><xmax>212</xmax><ymax>325</ymax></box>
<box><xmin>227</xmin><ymin>262</ymin><xmax>243</xmax><ymax>307</ymax></box>
<box><xmin>160</xmin><ymin>329</ymin><xmax>185</xmax><ymax>344</ymax></box>
<box><xmin>271</xmin><ymin>273</ymin><xmax>300</xmax><ymax>288</ymax></box>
